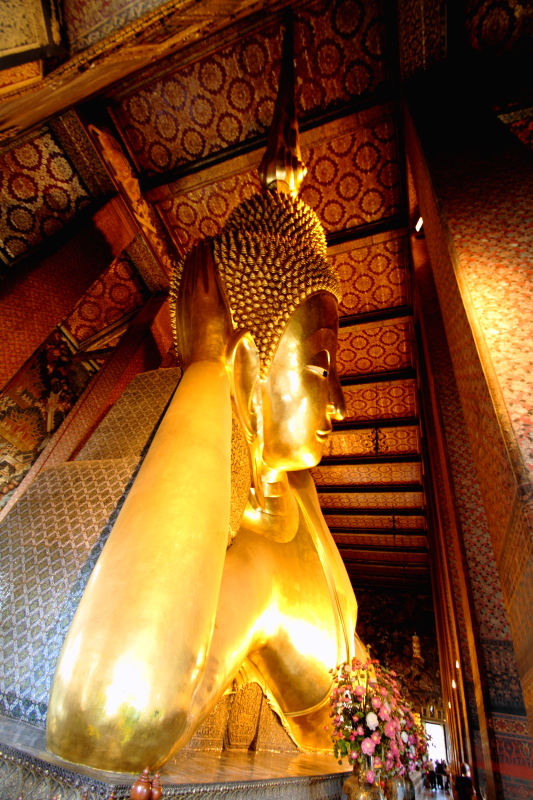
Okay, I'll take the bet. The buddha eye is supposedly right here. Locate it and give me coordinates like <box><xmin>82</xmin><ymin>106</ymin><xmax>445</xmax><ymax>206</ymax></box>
<box><xmin>306</xmin><ymin>349</ymin><xmax>330</xmax><ymax>378</ymax></box>
<box><xmin>306</xmin><ymin>365</ymin><xmax>329</xmax><ymax>378</ymax></box>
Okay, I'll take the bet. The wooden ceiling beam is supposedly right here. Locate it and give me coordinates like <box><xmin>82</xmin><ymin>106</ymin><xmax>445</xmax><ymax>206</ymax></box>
<box><xmin>336</xmin><ymin>543</ymin><xmax>428</xmax><ymax>553</ymax></box>
<box><xmin>141</xmin><ymin>90</ymin><xmax>395</xmax><ymax>193</ymax></box>
<box><xmin>339</xmin><ymin>304</ymin><xmax>413</xmax><ymax>329</ymax></box>
<box><xmin>351</xmin><ymin>577</ymin><xmax>432</xmax><ymax>590</ymax></box>
<box><xmin>334</xmin><ymin>417</ymin><xmax>419</xmax><ymax>431</ymax></box>
<box><xmin>340</xmin><ymin>369</ymin><xmax>417</xmax><ymax>386</ymax></box>
<box><xmin>326</xmin><ymin>213</ymin><xmax>407</xmax><ymax>247</ymax></box>
<box><xmin>317</xmin><ymin>484</ymin><xmax>424</xmax><ymax>494</ymax></box>
<box><xmin>322</xmin><ymin>507</ymin><xmax>426</xmax><ymax>517</ymax></box>
<box><xmin>330</xmin><ymin>527</ymin><xmax>427</xmax><ymax>535</ymax></box>
<box><xmin>320</xmin><ymin>455</ymin><xmax>421</xmax><ymax>466</ymax></box>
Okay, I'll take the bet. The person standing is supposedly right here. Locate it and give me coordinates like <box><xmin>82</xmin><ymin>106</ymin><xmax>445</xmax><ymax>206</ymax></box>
<box><xmin>428</xmin><ymin>759</ymin><xmax>436</xmax><ymax>791</ymax></box>
<box><xmin>436</xmin><ymin>760</ymin><xmax>445</xmax><ymax>789</ymax></box>
<box><xmin>454</xmin><ymin>764</ymin><xmax>475</xmax><ymax>799</ymax></box>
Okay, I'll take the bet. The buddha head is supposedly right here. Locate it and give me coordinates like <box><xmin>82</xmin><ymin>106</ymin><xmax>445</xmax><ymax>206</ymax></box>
<box><xmin>216</xmin><ymin>189</ymin><xmax>346</xmax><ymax>468</ymax></box>
<box><xmin>170</xmin><ymin>188</ymin><xmax>346</xmax><ymax>541</ymax></box>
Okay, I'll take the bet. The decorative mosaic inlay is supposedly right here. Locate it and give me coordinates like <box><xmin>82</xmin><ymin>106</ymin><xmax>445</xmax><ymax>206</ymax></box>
<box><xmin>339</xmin><ymin>548</ymin><xmax>429</xmax><ymax>564</ymax></box>
<box><xmin>77</xmin><ymin>368</ymin><xmax>181</xmax><ymax>462</ymax></box>
<box><xmin>333</xmin><ymin>532</ymin><xmax>427</xmax><ymax>548</ymax></box>
<box><xmin>157</xmin><ymin>113</ymin><xmax>400</xmax><ymax>253</ymax></box>
<box><xmin>0</xmin><ymin>129</ymin><xmax>91</xmax><ymax>267</ymax></box>
<box><xmin>325</xmin><ymin>513</ymin><xmax>425</xmax><ymax>529</ymax></box>
<box><xmin>332</xmin><ymin>234</ymin><xmax>409</xmax><ymax>317</ymax></box>
<box><xmin>323</xmin><ymin>426</ymin><xmax>419</xmax><ymax>457</ymax></box>
<box><xmin>0</xmin><ymin>458</ymin><xmax>139</xmax><ymax>726</ymax></box>
<box><xmin>311</xmin><ymin>462</ymin><xmax>421</xmax><ymax>485</ymax></box>
<box><xmin>343</xmin><ymin>380</ymin><xmax>418</xmax><ymax>421</ymax></box>
<box><xmin>114</xmin><ymin>0</ymin><xmax>389</xmax><ymax>175</ymax></box>
<box><xmin>318</xmin><ymin>491</ymin><xmax>424</xmax><ymax>509</ymax></box>
<box><xmin>64</xmin><ymin>255</ymin><xmax>149</xmax><ymax>345</ymax></box>
<box><xmin>337</xmin><ymin>322</ymin><xmax>412</xmax><ymax>377</ymax></box>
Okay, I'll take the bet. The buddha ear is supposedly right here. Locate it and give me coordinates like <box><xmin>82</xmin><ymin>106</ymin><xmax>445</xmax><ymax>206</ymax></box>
<box><xmin>225</xmin><ymin>330</ymin><xmax>265</xmax><ymax>508</ymax></box>
<box><xmin>225</xmin><ymin>330</ymin><xmax>262</xmax><ymax>442</ymax></box>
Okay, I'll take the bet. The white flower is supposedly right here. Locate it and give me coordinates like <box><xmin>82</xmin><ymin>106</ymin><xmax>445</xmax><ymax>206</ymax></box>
<box><xmin>401</xmin><ymin>731</ymin><xmax>409</xmax><ymax>743</ymax></box>
<box><xmin>366</xmin><ymin>712</ymin><xmax>379</xmax><ymax>730</ymax></box>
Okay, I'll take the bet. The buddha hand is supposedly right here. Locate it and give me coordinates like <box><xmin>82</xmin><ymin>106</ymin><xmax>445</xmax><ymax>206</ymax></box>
<box><xmin>175</xmin><ymin>238</ymin><xmax>233</xmax><ymax>369</ymax></box>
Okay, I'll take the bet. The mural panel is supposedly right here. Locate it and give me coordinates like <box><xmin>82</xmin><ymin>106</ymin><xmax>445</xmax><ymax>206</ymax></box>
<box><xmin>64</xmin><ymin>0</ymin><xmax>169</xmax><ymax>54</ymax></box>
<box><xmin>356</xmin><ymin>589</ymin><xmax>442</xmax><ymax>712</ymax></box>
<box><xmin>0</xmin><ymin>330</ymin><xmax>93</xmax><ymax>508</ymax></box>
<box><xmin>0</xmin><ymin>255</ymin><xmax>149</xmax><ymax>507</ymax></box>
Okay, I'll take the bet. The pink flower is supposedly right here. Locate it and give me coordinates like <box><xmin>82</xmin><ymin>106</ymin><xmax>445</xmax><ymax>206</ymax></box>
<box><xmin>354</xmin><ymin>685</ymin><xmax>365</xmax><ymax>697</ymax></box>
<box><xmin>391</xmin><ymin>743</ymin><xmax>400</xmax><ymax>758</ymax></box>
<box><xmin>361</xmin><ymin>737</ymin><xmax>376</xmax><ymax>756</ymax></box>
<box><xmin>378</xmin><ymin>705</ymin><xmax>390</xmax><ymax>721</ymax></box>
<box><xmin>384</xmin><ymin>720</ymin><xmax>396</xmax><ymax>738</ymax></box>
<box><xmin>371</xmin><ymin>696</ymin><xmax>382</xmax><ymax>709</ymax></box>
<box><xmin>379</xmin><ymin>686</ymin><xmax>388</xmax><ymax>697</ymax></box>
<box><xmin>350</xmin><ymin>734</ymin><xmax>355</xmax><ymax>741</ymax></box>
<box><xmin>366</xmin><ymin>770</ymin><xmax>375</xmax><ymax>784</ymax></box>
<box><xmin>356</xmin><ymin>725</ymin><xmax>365</xmax><ymax>736</ymax></box>
<box><xmin>373</xmin><ymin>756</ymin><xmax>382</xmax><ymax>768</ymax></box>
<box><xmin>324</xmin><ymin>725</ymin><xmax>329</xmax><ymax>731</ymax></box>
<box><xmin>385</xmin><ymin>759</ymin><xmax>394</xmax><ymax>771</ymax></box>
<box><xmin>371</xmin><ymin>731</ymin><xmax>381</xmax><ymax>744</ymax></box>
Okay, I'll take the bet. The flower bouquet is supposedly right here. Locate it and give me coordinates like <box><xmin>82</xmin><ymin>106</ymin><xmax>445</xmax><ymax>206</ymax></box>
<box><xmin>327</xmin><ymin>658</ymin><xmax>429</xmax><ymax>791</ymax></box>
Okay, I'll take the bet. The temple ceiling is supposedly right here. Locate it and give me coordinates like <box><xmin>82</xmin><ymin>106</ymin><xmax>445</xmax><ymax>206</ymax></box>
<box><xmin>0</xmin><ymin>0</ymin><xmax>431</xmax><ymax>589</ymax></box>
<box><xmin>3</xmin><ymin>0</ymin><xmax>530</xmax><ymax>589</ymax></box>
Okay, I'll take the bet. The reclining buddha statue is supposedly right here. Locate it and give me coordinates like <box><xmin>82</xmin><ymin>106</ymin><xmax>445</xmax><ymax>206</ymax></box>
<box><xmin>46</xmin><ymin>28</ymin><xmax>367</xmax><ymax>773</ymax></box>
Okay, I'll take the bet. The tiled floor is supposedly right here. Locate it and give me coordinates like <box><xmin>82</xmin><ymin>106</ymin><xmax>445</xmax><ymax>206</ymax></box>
<box><xmin>419</xmin><ymin>786</ymin><xmax>451</xmax><ymax>798</ymax></box>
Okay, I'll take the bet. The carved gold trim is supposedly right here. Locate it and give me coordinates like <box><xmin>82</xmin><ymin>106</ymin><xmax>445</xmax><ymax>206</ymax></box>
<box><xmin>0</xmin><ymin>0</ymin><xmax>284</xmax><ymax>104</ymax></box>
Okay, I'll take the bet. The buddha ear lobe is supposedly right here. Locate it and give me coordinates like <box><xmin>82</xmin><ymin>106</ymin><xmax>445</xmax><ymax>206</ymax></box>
<box><xmin>225</xmin><ymin>330</ymin><xmax>265</xmax><ymax>508</ymax></box>
<box><xmin>225</xmin><ymin>330</ymin><xmax>262</xmax><ymax>442</ymax></box>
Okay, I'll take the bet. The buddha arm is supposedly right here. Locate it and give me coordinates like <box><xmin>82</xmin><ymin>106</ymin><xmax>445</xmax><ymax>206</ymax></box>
<box><xmin>46</xmin><ymin>359</ymin><xmax>232</xmax><ymax>772</ymax></box>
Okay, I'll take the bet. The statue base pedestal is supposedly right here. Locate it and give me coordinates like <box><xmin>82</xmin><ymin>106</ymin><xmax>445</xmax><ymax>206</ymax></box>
<box><xmin>0</xmin><ymin>714</ymin><xmax>349</xmax><ymax>800</ymax></box>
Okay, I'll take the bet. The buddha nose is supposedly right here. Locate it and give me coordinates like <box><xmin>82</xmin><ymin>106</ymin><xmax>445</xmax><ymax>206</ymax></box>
<box><xmin>328</xmin><ymin>369</ymin><xmax>346</xmax><ymax>421</ymax></box>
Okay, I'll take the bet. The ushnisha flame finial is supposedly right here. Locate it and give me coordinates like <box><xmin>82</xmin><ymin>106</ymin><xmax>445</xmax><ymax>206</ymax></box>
<box><xmin>258</xmin><ymin>11</ymin><xmax>307</xmax><ymax>195</ymax></box>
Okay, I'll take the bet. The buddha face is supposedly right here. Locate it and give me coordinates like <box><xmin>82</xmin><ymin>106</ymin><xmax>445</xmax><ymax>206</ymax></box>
<box><xmin>260</xmin><ymin>292</ymin><xmax>346</xmax><ymax>471</ymax></box>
